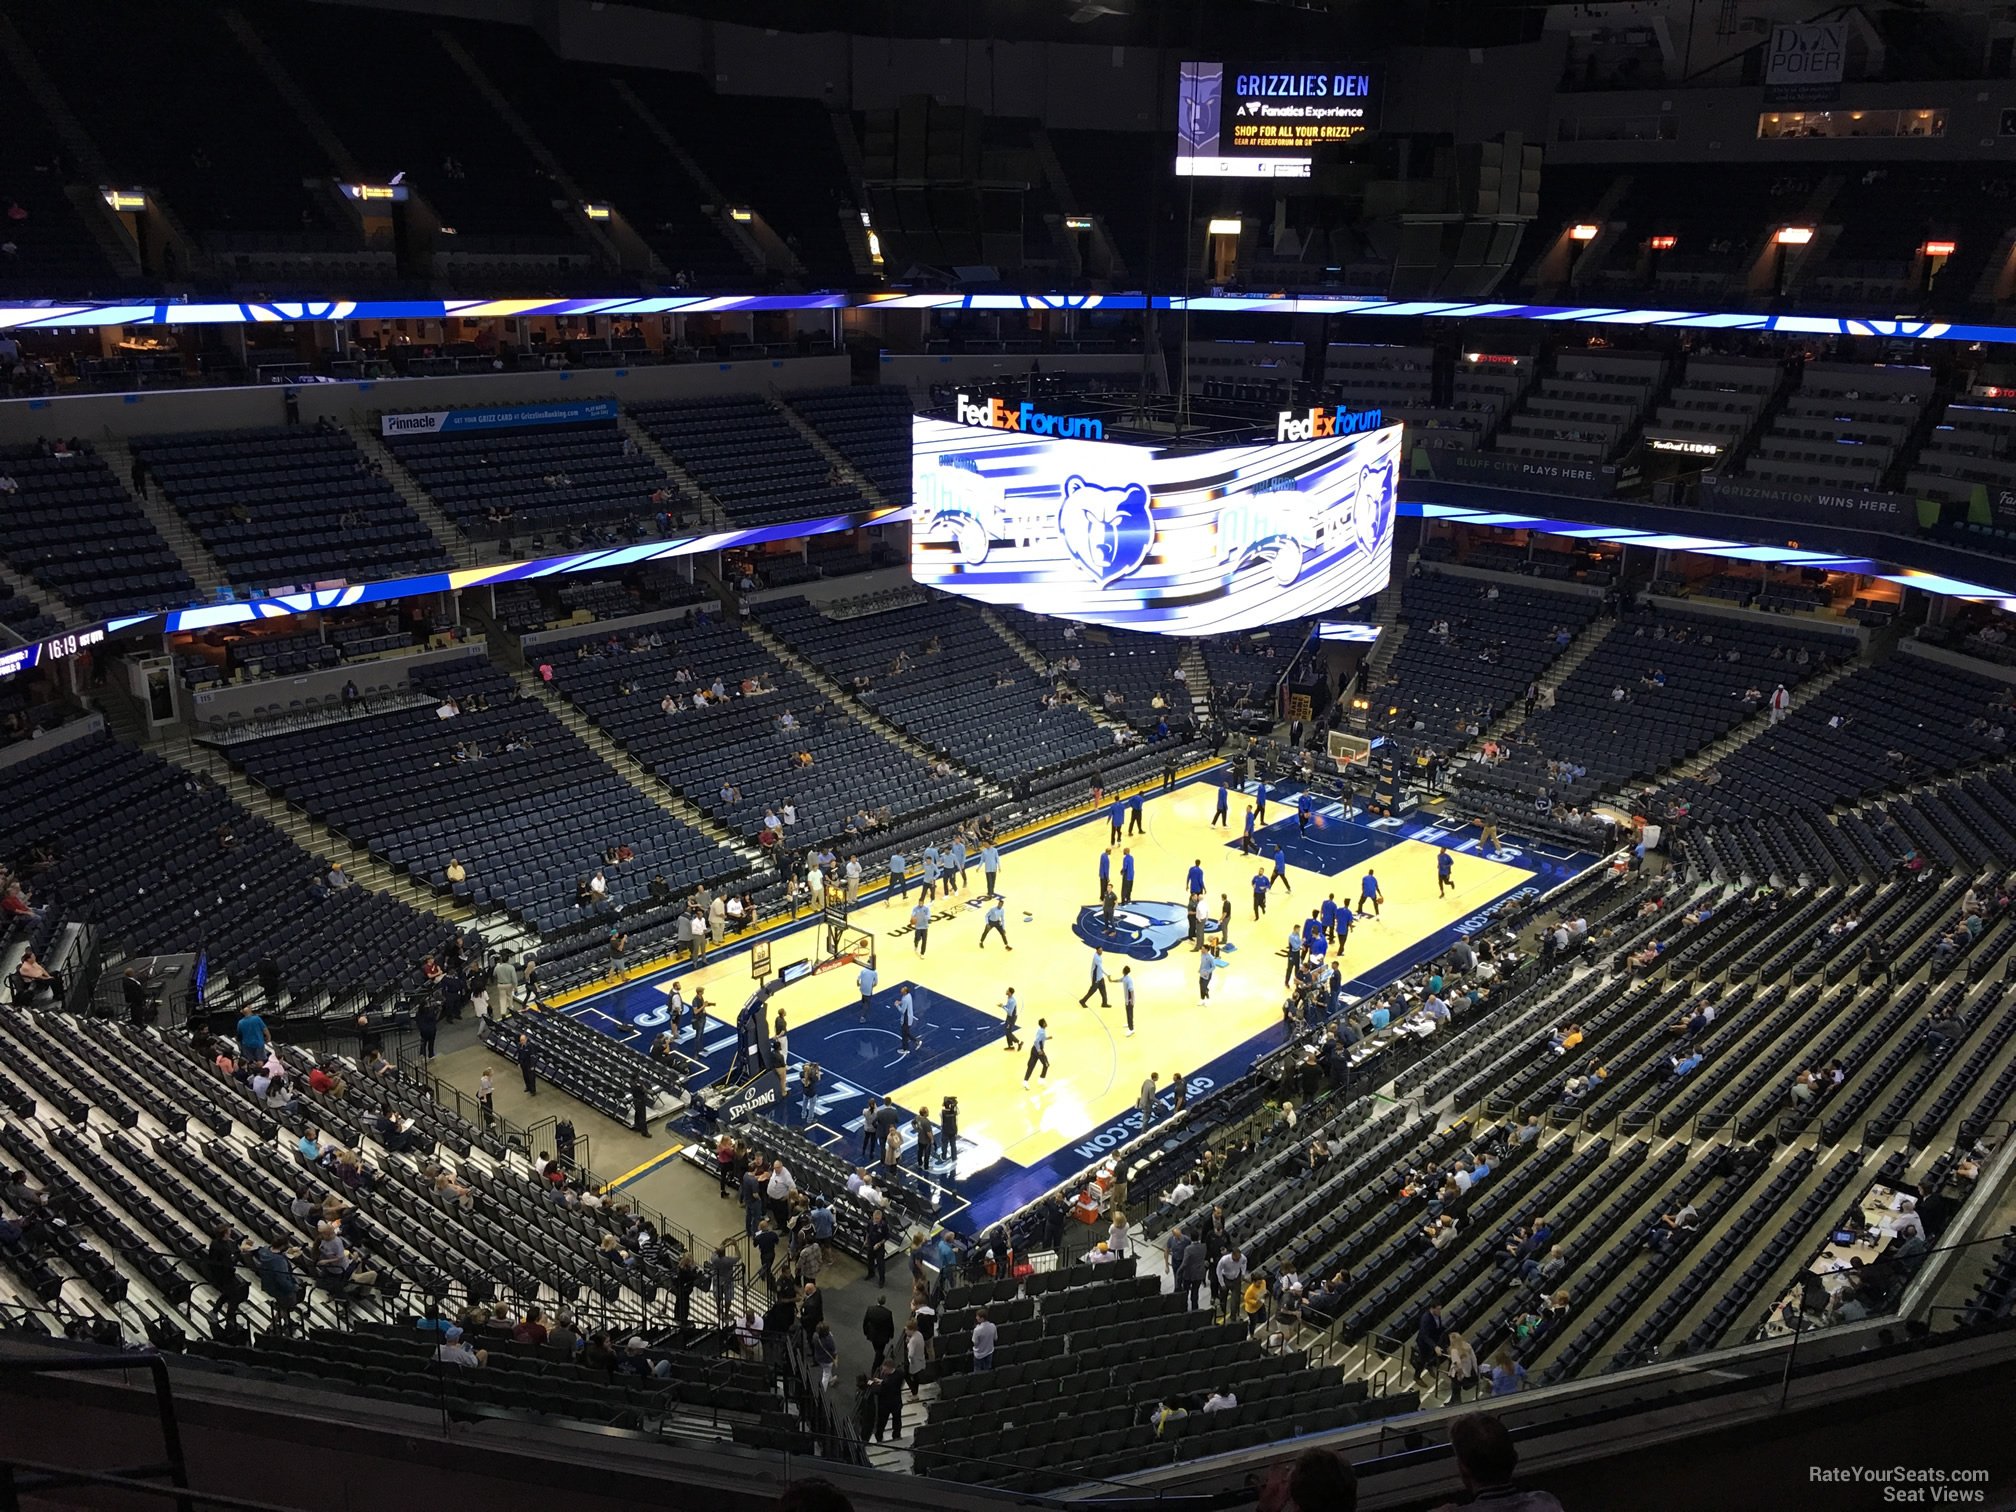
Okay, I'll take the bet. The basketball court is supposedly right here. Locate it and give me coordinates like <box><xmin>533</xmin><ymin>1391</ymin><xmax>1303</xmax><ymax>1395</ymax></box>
<box><xmin>558</xmin><ymin>770</ymin><xmax>1607</xmax><ymax>1229</ymax></box>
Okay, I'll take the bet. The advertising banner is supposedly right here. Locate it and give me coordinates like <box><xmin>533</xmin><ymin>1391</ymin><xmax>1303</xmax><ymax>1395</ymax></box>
<box><xmin>381</xmin><ymin>397</ymin><xmax>620</xmax><ymax>437</ymax></box>
<box><xmin>1698</xmin><ymin>474</ymin><xmax>1917</xmax><ymax>529</ymax></box>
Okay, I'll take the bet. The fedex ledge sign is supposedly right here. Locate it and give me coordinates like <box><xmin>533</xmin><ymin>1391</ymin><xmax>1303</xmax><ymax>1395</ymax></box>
<box><xmin>954</xmin><ymin>391</ymin><xmax>1105</xmax><ymax>441</ymax></box>
<box><xmin>1277</xmin><ymin>405</ymin><xmax>1384</xmax><ymax>442</ymax></box>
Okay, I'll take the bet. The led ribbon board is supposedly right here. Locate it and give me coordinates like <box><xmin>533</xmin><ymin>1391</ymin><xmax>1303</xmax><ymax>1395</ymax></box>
<box><xmin>909</xmin><ymin>416</ymin><xmax>1401</xmax><ymax>635</ymax></box>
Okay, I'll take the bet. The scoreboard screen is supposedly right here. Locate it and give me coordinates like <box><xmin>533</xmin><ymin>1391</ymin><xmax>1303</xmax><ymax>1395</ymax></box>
<box><xmin>1176</xmin><ymin>61</ymin><xmax>1383</xmax><ymax>178</ymax></box>
<box><xmin>910</xmin><ymin>415</ymin><xmax>1400</xmax><ymax>636</ymax></box>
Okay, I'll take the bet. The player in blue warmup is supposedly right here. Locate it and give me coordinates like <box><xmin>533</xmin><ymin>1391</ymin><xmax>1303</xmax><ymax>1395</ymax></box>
<box><xmin>1186</xmin><ymin>858</ymin><xmax>1205</xmax><ymax>899</ymax></box>
<box><xmin>1108</xmin><ymin>798</ymin><xmax>1125</xmax><ymax>844</ymax></box>
<box><xmin>1271</xmin><ymin>843</ymin><xmax>1293</xmax><ymax>895</ymax></box>
<box><xmin>1213</xmin><ymin>777</ymin><xmax>1230</xmax><ymax>827</ymax></box>
<box><xmin>1437</xmin><ymin>844</ymin><xmax>1455</xmax><ymax>897</ymax></box>
<box><xmin>1120</xmin><ymin>847</ymin><xmax>1136</xmax><ymax>904</ymax></box>
<box><xmin>1252</xmin><ymin>867</ymin><xmax>1271</xmax><ymax>920</ymax></box>
<box><xmin>1360</xmin><ymin>868</ymin><xmax>1384</xmax><ymax>918</ymax></box>
<box><xmin>1241</xmin><ymin>804</ymin><xmax>1258</xmax><ymax>854</ymax></box>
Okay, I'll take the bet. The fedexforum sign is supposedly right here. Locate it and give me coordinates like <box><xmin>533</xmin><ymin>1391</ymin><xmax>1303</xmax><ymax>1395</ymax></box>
<box><xmin>1276</xmin><ymin>405</ymin><xmax>1384</xmax><ymax>442</ymax></box>
<box><xmin>955</xmin><ymin>391</ymin><xmax>1106</xmax><ymax>440</ymax></box>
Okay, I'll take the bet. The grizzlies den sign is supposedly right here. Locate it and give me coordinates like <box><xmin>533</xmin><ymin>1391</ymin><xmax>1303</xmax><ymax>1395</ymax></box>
<box><xmin>910</xmin><ymin>414</ymin><xmax>1400</xmax><ymax>635</ymax></box>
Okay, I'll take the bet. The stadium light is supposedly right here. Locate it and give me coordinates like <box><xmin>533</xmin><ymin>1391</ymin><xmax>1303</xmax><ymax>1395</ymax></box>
<box><xmin>1569</xmin><ymin>223</ymin><xmax>1599</xmax><ymax>242</ymax></box>
<box><xmin>1775</xmin><ymin>226</ymin><xmax>1815</xmax><ymax>246</ymax></box>
<box><xmin>1207</xmin><ymin>218</ymin><xmax>1243</xmax><ymax>236</ymax></box>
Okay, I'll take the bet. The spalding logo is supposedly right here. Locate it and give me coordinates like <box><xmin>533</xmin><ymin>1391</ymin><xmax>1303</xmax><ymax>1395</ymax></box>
<box><xmin>1074</xmin><ymin>900</ymin><xmax>1223</xmax><ymax>961</ymax></box>
<box><xmin>1058</xmin><ymin>475</ymin><xmax>1154</xmax><ymax>587</ymax></box>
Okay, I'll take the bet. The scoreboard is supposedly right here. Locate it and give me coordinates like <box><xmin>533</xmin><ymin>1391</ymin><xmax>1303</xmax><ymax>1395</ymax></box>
<box><xmin>1176</xmin><ymin>61</ymin><xmax>1384</xmax><ymax>178</ymax></box>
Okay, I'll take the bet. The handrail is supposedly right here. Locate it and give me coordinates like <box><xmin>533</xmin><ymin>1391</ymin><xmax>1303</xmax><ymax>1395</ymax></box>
<box><xmin>0</xmin><ymin>1350</ymin><xmax>198</xmax><ymax>1512</ymax></box>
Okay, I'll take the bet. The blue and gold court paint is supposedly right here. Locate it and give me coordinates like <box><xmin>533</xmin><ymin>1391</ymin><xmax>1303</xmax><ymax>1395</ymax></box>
<box><xmin>565</xmin><ymin>774</ymin><xmax>1603</xmax><ymax>1230</ymax></box>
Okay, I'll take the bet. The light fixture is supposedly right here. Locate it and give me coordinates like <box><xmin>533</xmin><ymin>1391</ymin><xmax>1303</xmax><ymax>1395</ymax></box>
<box><xmin>582</xmin><ymin>203</ymin><xmax>611</xmax><ymax>221</ymax></box>
<box><xmin>1923</xmin><ymin>239</ymin><xmax>1957</xmax><ymax>258</ymax></box>
<box><xmin>1775</xmin><ymin>226</ymin><xmax>1815</xmax><ymax>246</ymax></box>
<box><xmin>1207</xmin><ymin>218</ymin><xmax>1242</xmax><ymax>236</ymax></box>
<box><xmin>728</xmin><ymin>207</ymin><xmax>754</xmax><ymax>223</ymax></box>
<box><xmin>1569</xmin><ymin>223</ymin><xmax>1599</xmax><ymax>242</ymax></box>
<box><xmin>1649</xmin><ymin>234</ymin><xmax>1678</xmax><ymax>251</ymax></box>
<box><xmin>1064</xmin><ymin>217</ymin><xmax>1093</xmax><ymax>230</ymax></box>
<box><xmin>101</xmin><ymin>188</ymin><xmax>147</xmax><ymax>212</ymax></box>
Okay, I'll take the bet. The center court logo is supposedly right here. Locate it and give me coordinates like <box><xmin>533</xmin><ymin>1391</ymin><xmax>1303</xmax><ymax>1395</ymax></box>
<box><xmin>1073</xmin><ymin>900</ymin><xmax>1223</xmax><ymax>960</ymax></box>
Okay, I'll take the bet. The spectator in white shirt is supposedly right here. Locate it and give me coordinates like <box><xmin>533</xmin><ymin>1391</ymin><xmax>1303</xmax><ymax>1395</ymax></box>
<box><xmin>1203</xmin><ymin>1388</ymin><xmax>1238</xmax><ymax>1412</ymax></box>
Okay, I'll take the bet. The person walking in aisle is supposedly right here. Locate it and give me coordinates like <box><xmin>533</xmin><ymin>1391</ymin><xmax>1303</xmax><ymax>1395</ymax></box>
<box><xmin>1023</xmin><ymin>1019</ymin><xmax>1050</xmax><ymax>1085</ymax></box>
<box><xmin>981</xmin><ymin>841</ymin><xmax>1000</xmax><ymax>899</ymax></box>
<box><xmin>979</xmin><ymin>898</ymin><xmax>1012</xmax><ymax>950</ymax></box>
<box><xmin>910</xmin><ymin>900</ymin><xmax>932</xmax><ymax>956</ymax></box>
<box><xmin>1437</xmin><ymin>844</ymin><xmax>1455</xmax><ymax>898</ymax></box>
<box><xmin>1213</xmin><ymin>775</ymin><xmax>1230</xmax><ymax>827</ymax></box>
<box><xmin>1121</xmin><ymin>965</ymin><xmax>1137</xmax><ymax>1035</ymax></box>
<box><xmin>1120</xmin><ymin>847</ymin><xmax>1136</xmax><ymax>905</ymax></box>
<box><xmin>516</xmin><ymin>1031</ymin><xmax>539</xmax><ymax>1096</ymax></box>
<box><xmin>477</xmin><ymin>1068</ymin><xmax>496</xmax><ymax>1129</ymax></box>
<box><xmin>1128</xmin><ymin>789</ymin><xmax>1145</xmax><ymax>835</ymax></box>
<box><xmin>488</xmin><ymin>952</ymin><xmax>518</xmax><ymax>1021</ymax></box>
<box><xmin>1000</xmin><ymin>988</ymin><xmax>1023</xmax><ymax>1051</ymax></box>
<box><xmin>1079</xmin><ymin>949</ymin><xmax>1110</xmax><ymax>1007</ymax></box>
<box><xmin>1360</xmin><ymin>868</ymin><xmax>1384</xmax><ymax>918</ymax></box>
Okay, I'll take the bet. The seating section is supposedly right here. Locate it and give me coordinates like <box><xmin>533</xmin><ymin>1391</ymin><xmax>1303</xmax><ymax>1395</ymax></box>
<box><xmin>0</xmin><ymin>1006</ymin><xmax>752</xmax><ymax>1405</ymax></box>
<box><xmin>621</xmin><ymin>71</ymin><xmax>859</xmax><ymax>284</ymax></box>
<box><xmin>915</xmin><ymin>1263</ymin><xmax>1418</xmax><ymax>1490</ymax></box>
<box><xmin>223</xmin><ymin>657</ymin><xmax>745</xmax><ymax>935</ymax></box>
<box><xmin>1666</xmin><ymin>654</ymin><xmax>2012</xmax><ymax>824</ymax></box>
<box><xmin>384</xmin><ymin>413</ymin><xmax>684</xmax><ymax>536</ymax></box>
<box><xmin>268</xmin><ymin>6</ymin><xmax>606</xmax><ymax>290</ymax></box>
<box><xmin>0</xmin><ymin>47</ymin><xmax>128</xmax><ymax>297</ymax></box>
<box><xmin>751</xmin><ymin>596</ymin><xmax>1110</xmax><ymax>784</ymax></box>
<box><xmin>1470</xmin><ymin>608</ymin><xmax>1852</xmax><ymax>804</ymax></box>
<box><xmin>539</xmin><ymin>613</ymin><xmax>973</xmax><ymax>852</ymax></box>
<box><xmin>783</xmin><ymin>387</ymin><xmax>915</xmax><ymax>508</ymax></box>
<box><xmin>1909</xmin><ymin>395</ymin><xmax>2016</xmax><ymax>509</ymax></box>
<box><xmin>629</xmin><ymin>397</ymin><xmax>871</xmax><ymax>526</ymax></box>
<box><xmin>132</xmin><ymin>426</ymin><xmax>452</xmax><ymax>590</ymax></box>
<box><xmin>1371</xmin><ymin>574</ymin><xmax>1602</xmax><ymax>758</ymax></box>
<box><xmin>0</xmin><ymin>733</ymin><xmax>439</xmax><ymax>1005</ymax></box>
<box><xmin>491</xmin><ymin>568</ymin><xmax>711</xmax><ymax>636</ymax></box>
<box><xmin>1740</xmin><ymin>362</ymin><xmax>1933</xmax><ymax>491</ymax></box>
<box><xmin>0</xmin><ymin>443</ymin><xmax>195</xmax><ymax>619</ymax></box>
<box><xmin>1486</xmin><ymin>350</ymin><xmax>1665</xmax><ymax>467</ymax></box>
<box><xmin>997</xmin><ymin>610</ymin><xmax>1190</xmax><ymax>733</ymax></box>
<box><xmin>452</xmin><ymin>35</ymin><xmax>750</xmax><ymax>288</ymax></box>
<box><xmin>1644</xmin><ymin>355</ymin><xmax>1781</xmax><ymax>455</ymax></box>
<box><xmin>11</xmin><ymin>3</ymin><xmax>356</xmax><ymax>284</ymax></box>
